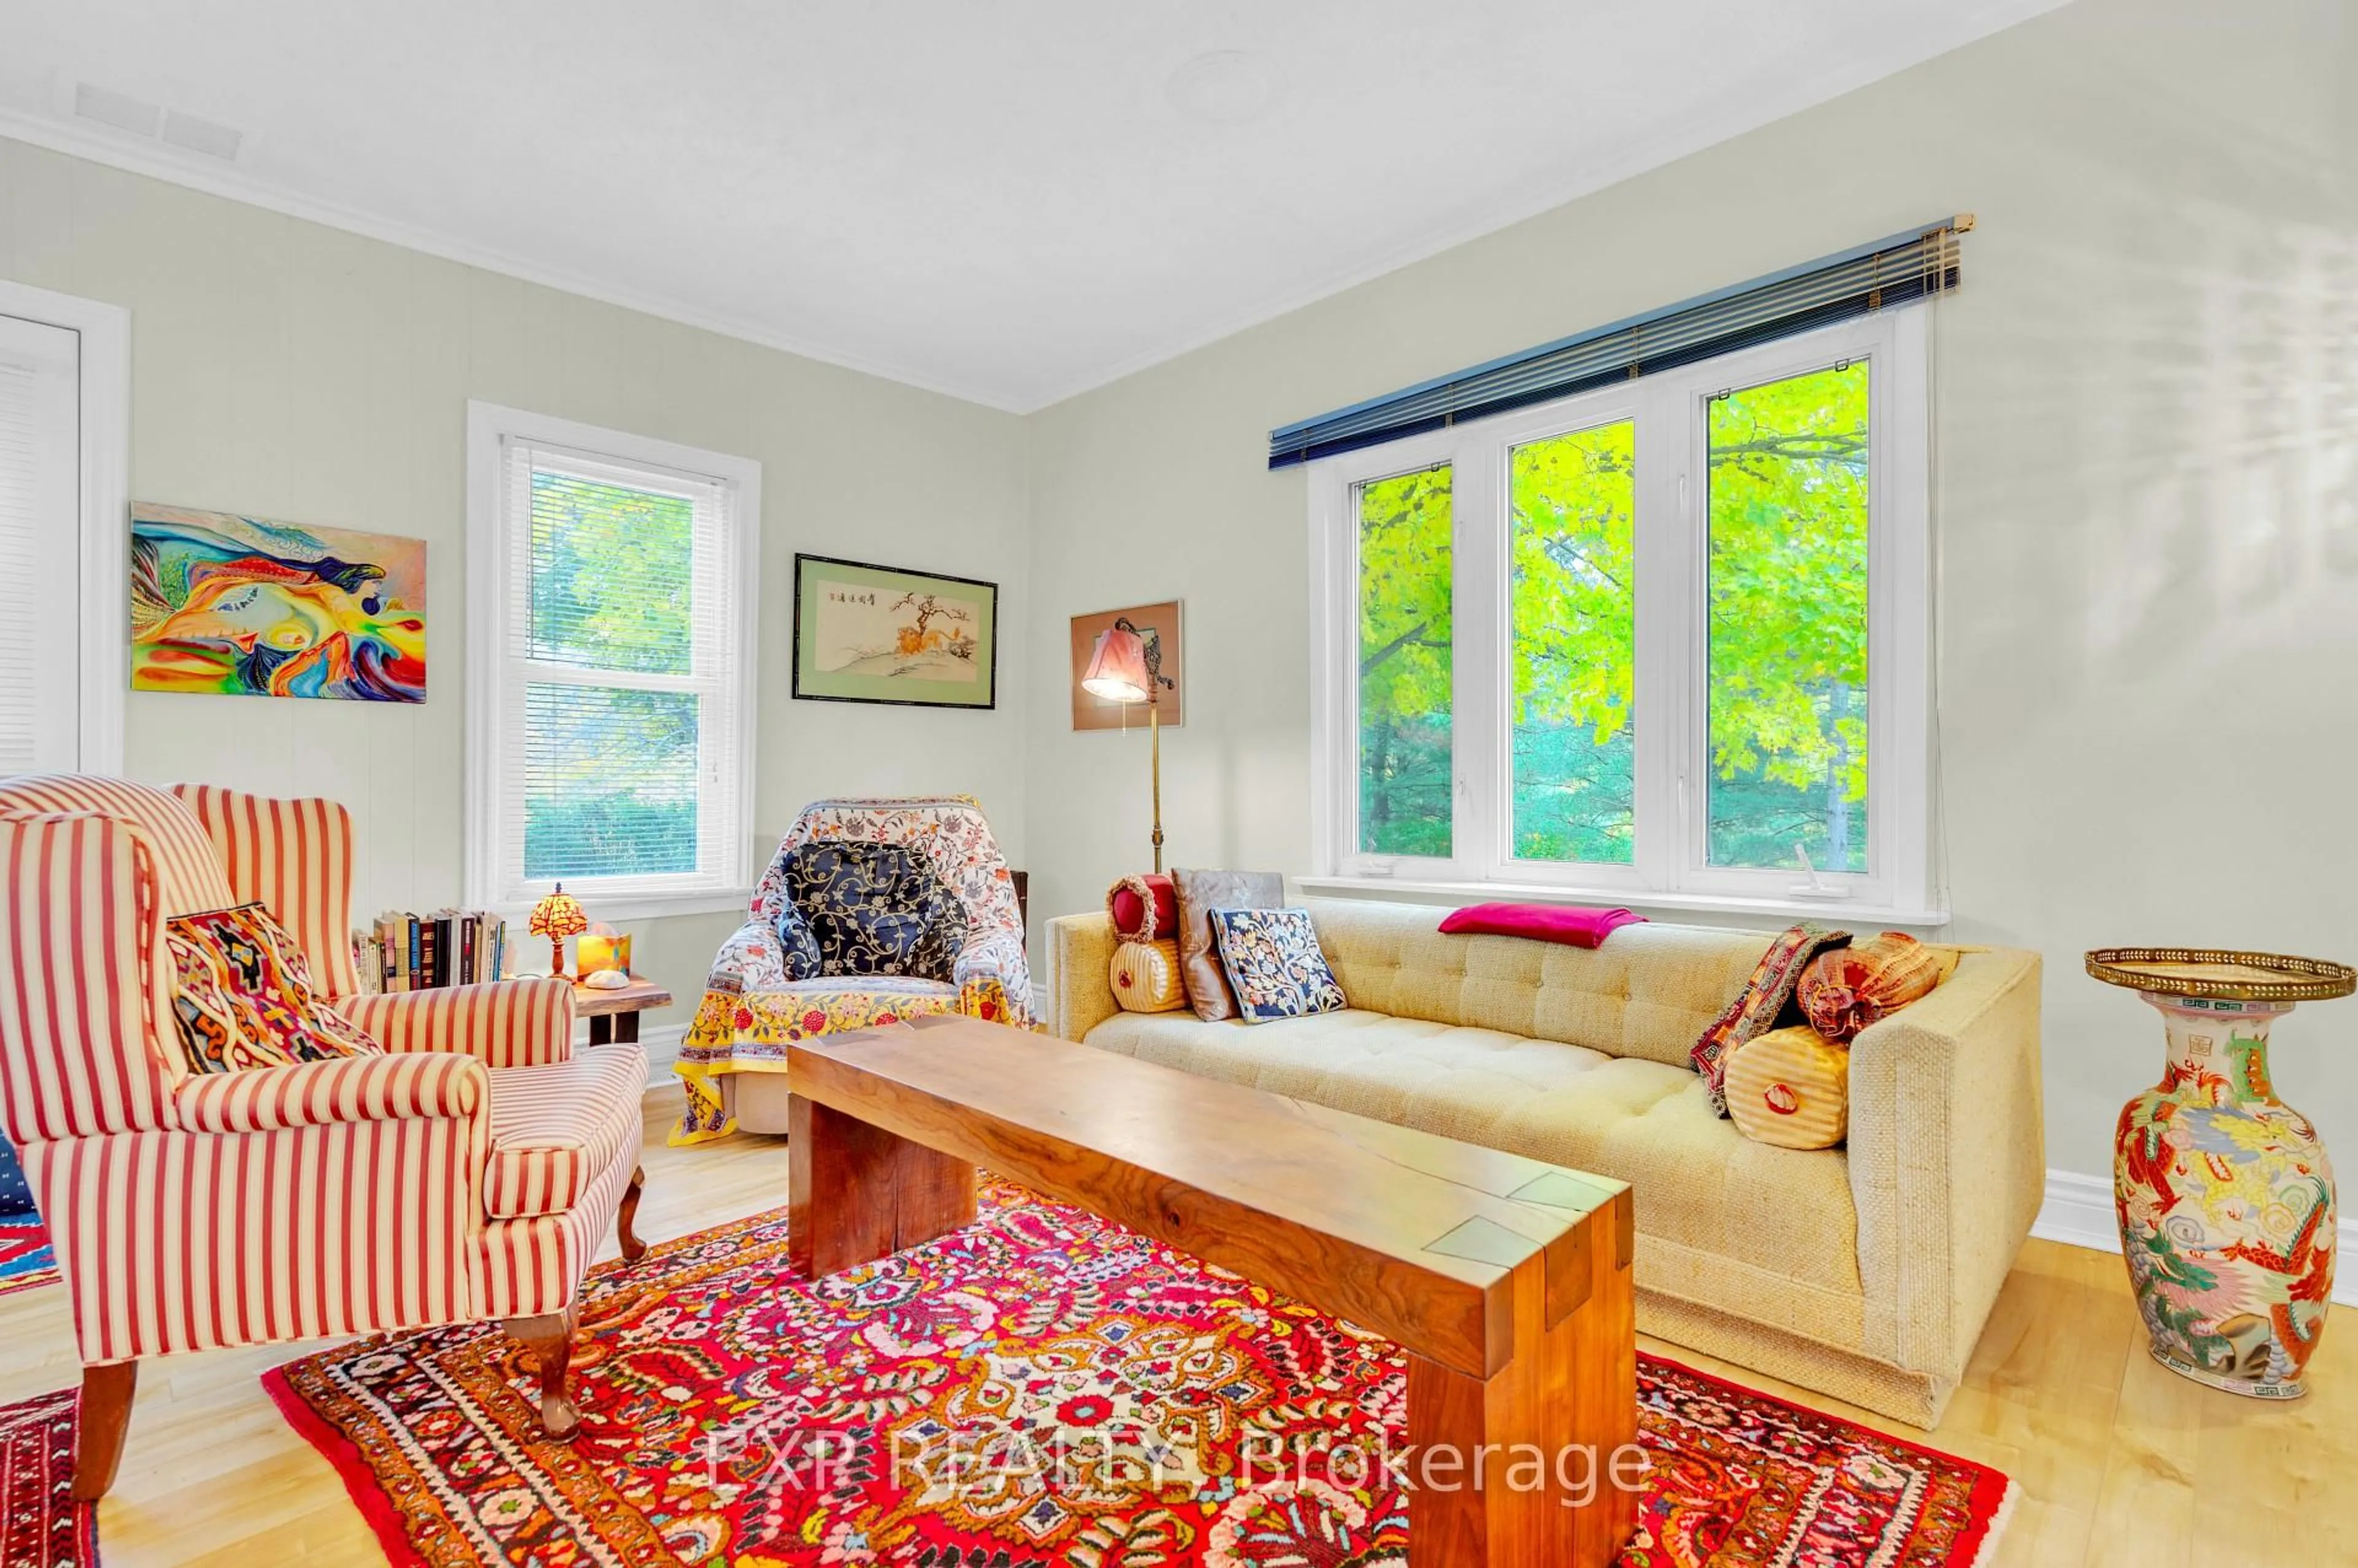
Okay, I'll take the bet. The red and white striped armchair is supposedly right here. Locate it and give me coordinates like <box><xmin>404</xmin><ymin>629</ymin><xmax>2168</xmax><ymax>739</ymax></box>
<box><xmin>0</xmin><ymin>777</ymin><xmax>650</xmax><ymax>1500</ymax></box>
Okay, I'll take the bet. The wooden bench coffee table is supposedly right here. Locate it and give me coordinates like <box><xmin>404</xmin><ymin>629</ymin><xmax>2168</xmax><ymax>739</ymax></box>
<box><xmin>787</xmin><ymin>1015</ymin><xmax>1637</xmax><ymax>1566</ymax></box>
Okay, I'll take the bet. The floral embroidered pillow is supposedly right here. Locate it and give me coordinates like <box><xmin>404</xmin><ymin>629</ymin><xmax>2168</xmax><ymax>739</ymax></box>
<box><xmin>785</xmin><ymin>840</ymin><xmax>967</xmax><ymax>982</ymax></box>
<box><xmin>166</xmin><ymin>902</ymin><xmax>382</xmax><ymax>1074</ymax></box>
<box><xmin>774</xmin><ymin>899</ymin><xmax>824</xmax><ymax>980</ymax></box>
<box><xmin>1208</xmin><ymin>907</ymin><xmax>1346</xmax><ymax>1025</ymax></box>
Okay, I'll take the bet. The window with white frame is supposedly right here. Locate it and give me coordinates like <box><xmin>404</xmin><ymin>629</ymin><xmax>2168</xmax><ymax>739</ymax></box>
<box><xmin>465</xmin><ymin>403</ymin><xmax>760</xmax><ymax>917</ymax></box>
<box><xmin>1309</xmin><ymin>311</ymin><xmax>1932</xmax><ymax>918</ymax></box>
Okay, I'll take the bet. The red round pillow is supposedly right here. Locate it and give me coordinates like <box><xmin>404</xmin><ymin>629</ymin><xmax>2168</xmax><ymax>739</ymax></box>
<box><xmin>1106</xmin><ymin>873</ymin><xmax>1178</xmax><ymax>940</ymax></box>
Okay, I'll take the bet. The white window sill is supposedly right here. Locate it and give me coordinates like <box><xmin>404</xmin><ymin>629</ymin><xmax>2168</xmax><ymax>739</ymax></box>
<box><xmin>1293</xmin><ymin>875</ymin><xmax>1949</xmax><ymax>929</ymax></box>
<box><xmin>491</xmin><ymin>888</ymin><xmax>755</xmax><ymax>925</ymax></box>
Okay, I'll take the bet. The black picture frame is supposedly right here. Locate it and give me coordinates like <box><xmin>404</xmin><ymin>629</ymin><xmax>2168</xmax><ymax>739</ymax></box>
<box><xmin>790</xmin><ymin>552</ymin><xmax>1000</xmax><ymax>710</ymax></box>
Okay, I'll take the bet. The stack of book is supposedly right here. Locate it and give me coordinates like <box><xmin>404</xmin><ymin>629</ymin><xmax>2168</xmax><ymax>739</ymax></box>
<box><xmin>353</xmin><ymin>910</ymin><xmax>511</xmax><ymax>994</ymax></box>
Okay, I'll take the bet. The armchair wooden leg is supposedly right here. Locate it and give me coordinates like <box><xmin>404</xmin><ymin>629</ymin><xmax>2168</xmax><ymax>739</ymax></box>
<box><xmin>503</xmin><ymin>1308</ymin><xmax>582</xmax><ymax>1442</ymax></box>
<box><xmin>72</xmin><ymin>1360</ymin><xmax>136</xmax><ymax>1502</ymax></box>
<box><xmin>617</xmin><ymin>1165</ymin><xmax>647</xmax><ymax>1262</ymax></box>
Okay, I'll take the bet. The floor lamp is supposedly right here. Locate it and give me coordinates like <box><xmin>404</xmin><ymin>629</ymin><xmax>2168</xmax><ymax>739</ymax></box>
<box><xmin>1080</xmin><ymin>618</ymin><xmax>1176</xmax><ymax>872</ymax></box>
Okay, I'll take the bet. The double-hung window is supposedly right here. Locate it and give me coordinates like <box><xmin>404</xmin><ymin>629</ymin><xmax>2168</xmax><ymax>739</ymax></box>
<box><xmin>1309</xmin><ymin>309</ymin><xmax>1934</xmax><ymax>919</ymax></box>
<box><xmin>465</xmin><ymin>403</ymin><xmax>760</xmax><ymax>917</ymax></box>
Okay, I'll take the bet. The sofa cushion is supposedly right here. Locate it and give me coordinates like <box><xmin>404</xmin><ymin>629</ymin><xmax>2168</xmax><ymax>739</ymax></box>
<box><xmin>1110</xmin><ymin>938</ymin><xmax>1187</xmax><ymax>1014</ymax></box>
<box><xmin>1172</xmin><ymin>869</ymin><xmax>1284</xmax><ymax>1021</ymax></box>
<box><xmin>1690</xmin><ymin>924</ymin><xmax>1852</xmax><ymax>1116</ymax></box>
<box><xmin>1084</xmin><ymin>1006</ymin><xmax>1865</xmax><ymax>1318</ymax></box>
<box><xmin>1302</xmin><ymin>898</ymin><xmax>1770</xmax><ymax>1069</ymax></box>
<box><xmin>1725</xmin><ymin>1023</ymin><xmax>1850</xmax><ymax>1149</ymax></box>
<box><xmin>1107</xmin><ymin>873</ymin><xmax>1179</xmax><ymax>941</ymax></box>
<box><xmin>1797</xmin><ymin>932</ymin><xmax>1955</xmax><ymax>1043</ymax></box>
<box><xmin>485</xmin><ymin>1047</ymin><xmax>645</xmax><ymax>1220</ymax></box>
<box><xmin>1211</xmin><ymin>907</ymin><xmax>1347</xmax><ymax>1024</ymax></box>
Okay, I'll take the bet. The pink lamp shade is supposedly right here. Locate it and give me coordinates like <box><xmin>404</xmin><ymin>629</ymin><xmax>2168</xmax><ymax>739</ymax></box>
<box><xmin>1081</xmin><ymin>626</ymin><xmax>1152</xmax><ymax>703</ymax></box>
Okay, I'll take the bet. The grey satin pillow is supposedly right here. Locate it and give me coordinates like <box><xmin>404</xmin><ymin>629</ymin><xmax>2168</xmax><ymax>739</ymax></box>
<box><xmin>1171</xmin><ymin>867</ymin><xmax>1285</xmax><ymax>1022</ymax></box>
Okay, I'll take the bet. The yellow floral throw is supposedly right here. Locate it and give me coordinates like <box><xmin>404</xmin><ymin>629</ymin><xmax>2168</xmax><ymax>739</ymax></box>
<box><xmin>672</xmin><ymin>798</ymin><xmax>1036</xmax><ymax>1143</ymax></box>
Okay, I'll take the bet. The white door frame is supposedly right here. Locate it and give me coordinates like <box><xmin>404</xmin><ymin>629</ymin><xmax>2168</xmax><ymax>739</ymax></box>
<box><xmin>0</xmin><ymin>279</ymin><xmax>128</xmax><ymax>775</ymax></box>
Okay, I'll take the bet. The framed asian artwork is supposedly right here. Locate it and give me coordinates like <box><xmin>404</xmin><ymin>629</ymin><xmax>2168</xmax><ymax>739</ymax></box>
<box><xmin>1070</xmin><ymin>600</ymin><xmax>1184</xmax><ymax>731</ymax></box>
<box><xmin>130</xmin><ymin>502</ymin><xmax>427</xmax><ymax>702</ymax></box>
<box><xmin>790</xmin><ymin>553</ymin><xmax>998</xmax><ymax>710</ymax></box>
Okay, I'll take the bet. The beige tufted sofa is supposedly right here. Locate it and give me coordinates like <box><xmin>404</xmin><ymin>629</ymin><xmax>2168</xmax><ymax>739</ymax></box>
<box><xmin>1049</xmin><ymin>898</ymin><xmax>2044</xmax><ymax>1427</ymax></box>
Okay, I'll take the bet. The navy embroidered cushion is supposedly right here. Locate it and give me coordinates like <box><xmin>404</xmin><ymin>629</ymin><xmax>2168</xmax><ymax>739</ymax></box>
<box><xmin>774</xmin><ymin>899</ymin><xmax>824</xmax><ymax>980</ymax></box>
<box><xmin>785</xmin><ymin>840</ymin><xmax>966</xmax><ymax>982</ymax></box>
<box><xmin>1208</xmin><ymin>907</ymin><xmax>1347</xmax><ymax>1025</ymax></box>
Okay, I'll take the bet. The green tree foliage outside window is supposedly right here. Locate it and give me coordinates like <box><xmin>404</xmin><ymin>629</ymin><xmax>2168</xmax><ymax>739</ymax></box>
<box><xmin>1356</xmin><ymin>465</ymin><xmax>1453</xmax><ymax>857</ymax></box>
<box><xmin>1706</xmin><ymin>363</ymin><xmax>1870</xmax><ymax>873</ymax></box>
<box><xmin>523</xmin><ymin>685</ymin><xmax>699</xmax><ymax>880</ymax></box>
<box><xmin>1511</xmin><ymin>421</ymin><xmax>1636</xmax><ymax>864</ymax></box>
<box><xmin>523</xmin><ymin>472</ymin><xmax>702</xmax><ymax>880</ymax></box>
<box><xmin>1349</xmin><ymin>360</ymin><xmax>1872</xmax><ymax>877</ymax></box>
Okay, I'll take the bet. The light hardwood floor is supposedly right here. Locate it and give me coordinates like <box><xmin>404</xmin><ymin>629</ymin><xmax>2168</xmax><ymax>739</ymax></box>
<box><xmin>0</xmin><ymin>1085</ymin><xmax>2343</xmax><ymax>1566</ymax></box>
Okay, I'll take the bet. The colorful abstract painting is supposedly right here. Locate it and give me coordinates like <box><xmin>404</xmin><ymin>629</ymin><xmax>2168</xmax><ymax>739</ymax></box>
<box><xmin>130</xmin><ymin>503</ymin><xmax>427</xmax><ymax>702</ymax></box>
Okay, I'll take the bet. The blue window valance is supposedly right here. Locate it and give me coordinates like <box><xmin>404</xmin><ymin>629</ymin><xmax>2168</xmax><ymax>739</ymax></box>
<box><xmin>1267</xmin><ymin>216</ymin><xmax>1969</xmax><ymax>470</ymax></box>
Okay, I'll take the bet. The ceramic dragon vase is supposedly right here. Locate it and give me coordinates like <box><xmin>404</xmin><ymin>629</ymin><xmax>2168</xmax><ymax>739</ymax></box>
<box><xmin>2087</xmin><ymin>947</ymin><xmax>2352</xmax><ymax>1399</ymax></box>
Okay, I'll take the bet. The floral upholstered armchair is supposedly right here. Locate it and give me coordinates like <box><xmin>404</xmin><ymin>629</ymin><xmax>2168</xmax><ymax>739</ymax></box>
<box><xmin>673</xmin><ymin>797</ymin><xmax>1035</xmax><ymax>1142</ymax></box>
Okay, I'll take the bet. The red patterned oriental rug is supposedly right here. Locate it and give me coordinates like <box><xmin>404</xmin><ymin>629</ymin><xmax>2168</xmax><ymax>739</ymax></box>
<box><xmin>266</xmin><ymin>1183</ymin><xmax>2014</xmax><ymax>1567</ymax></box>
<box><xmin>0</xmin><ymin>1219</ymin><xmax>59</xmax><ymax>1298</ymax></box>
<box><xmin>0</xmin><ymin>1387</ymin><xmax>95</xmax><ymax>1567</ymax></box>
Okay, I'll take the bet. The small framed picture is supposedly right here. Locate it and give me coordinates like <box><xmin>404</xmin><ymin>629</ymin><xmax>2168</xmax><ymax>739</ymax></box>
<box><xmin>791</xmin><ymin>554</ymin><xmax>998</xmax><ymax>710</ymax></box>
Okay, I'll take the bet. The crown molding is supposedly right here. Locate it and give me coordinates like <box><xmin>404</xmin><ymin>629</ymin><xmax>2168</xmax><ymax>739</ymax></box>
<box><xmin>1016</xmin><ymin>0</ymin><xmax>2068</xmax><ymax>413</ymax></box>
<box><xmin>2</xmin><ymin>0</ymin><xmax>2062</xmax><ymax>417</ymax></box>
<box><xmin>0</xmin><ymin>109</ymin><xmax>1028</xmax><ymax>414</ymax></box>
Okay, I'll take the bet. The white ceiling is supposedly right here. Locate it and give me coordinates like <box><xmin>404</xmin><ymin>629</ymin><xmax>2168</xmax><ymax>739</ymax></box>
<box><xmin>0</xmin><ymin>1</ymin><xmax>2061</xmax><ymax>412</ymax></box>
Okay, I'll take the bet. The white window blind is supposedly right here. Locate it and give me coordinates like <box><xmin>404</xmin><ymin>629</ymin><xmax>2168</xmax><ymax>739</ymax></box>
<box><xmin>467</xmin><ymin>405</ymin><xmax>760</xmax><ymax>915</ymax></box>
<box><xmin>0</xmin><ymin>314</ymin><xmax>82</xmax><ymax>774</ymax></box>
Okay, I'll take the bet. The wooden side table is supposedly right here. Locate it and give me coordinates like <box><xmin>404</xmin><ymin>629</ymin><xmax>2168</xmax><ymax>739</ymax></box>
<box><xmin>572</xmin><ymin>974</ymin><xmax>673</xmax><ymax>1046</ymax></box>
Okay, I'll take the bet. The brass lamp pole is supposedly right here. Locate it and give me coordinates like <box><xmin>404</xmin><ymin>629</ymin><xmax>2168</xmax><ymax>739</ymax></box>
<box><xmin>1081</xmin><ymin>616</ymin><xmax>1177</xmax><ymax>872</ymax></box>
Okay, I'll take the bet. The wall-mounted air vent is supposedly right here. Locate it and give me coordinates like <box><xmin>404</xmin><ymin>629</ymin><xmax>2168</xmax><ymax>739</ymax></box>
<box><xmin>160</xmin><ymin>110</ymin><xmax>243</xmax><ymax>162</ymax></box>
<box><xmin>72</xmin><ymin>82</ymin><xmax>160</xmax><ymax>138</ymax></box>
<box><xmin>67</xmin><ymin>80</ymin><xmax>246</xmax><ymax>163</ymax></box>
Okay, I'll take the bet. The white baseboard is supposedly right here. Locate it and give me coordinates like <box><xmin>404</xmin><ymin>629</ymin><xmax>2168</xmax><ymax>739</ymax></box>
<box><xmin>2034</xmin><ymin>1168</ymin><xmax>2356</xmax><ymax>1307</ymax></box>
<box><xmin>634</xmin><ymin>1022</ymin><xmax>687</xmax><ymax>1084</ymax></box>
<box><xmin>2028</xmin><ymin>1168</ymin><xmax>2119</xmax><ymax>1252</ymax></box>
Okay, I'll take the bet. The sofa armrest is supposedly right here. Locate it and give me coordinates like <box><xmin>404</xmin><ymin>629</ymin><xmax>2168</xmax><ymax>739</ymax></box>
<box><xmin>1846</xmin><ymin>947</ymin><xmax>2045</xmax><ymax>1386</ymax></box>
<box><xmin>1049</xmin><ymin>914</ymin><xmax>1121</xmax><ymax>1042</ymax></box>
<box><xmin>173</xmin><ymin>1050</ymin><xmax>489</xmax><ymax>1134</ymax></box>
<box><xmin>335</xmin><ymin>977</ymin><xmax>575</xmax><ymax>1068</ymax></box>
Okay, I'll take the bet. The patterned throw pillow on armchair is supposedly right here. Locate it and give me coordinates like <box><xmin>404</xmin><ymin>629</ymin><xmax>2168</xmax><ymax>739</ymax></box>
<box><xmin>774</xmin><ymin>899</ymin><xmax>823</xmax><ymax>979</ymax></box>
<box><xmin>785</xmin><ymin>841</ymin><xmax>968</xmax><ymax>982</ymax></box>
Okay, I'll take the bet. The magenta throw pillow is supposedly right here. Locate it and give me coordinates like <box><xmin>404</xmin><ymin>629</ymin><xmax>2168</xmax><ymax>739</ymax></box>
<box><xmin>1436</xmin><ymin>902</ymin><xmax>1646</xmax><ymax>950</ymax></box>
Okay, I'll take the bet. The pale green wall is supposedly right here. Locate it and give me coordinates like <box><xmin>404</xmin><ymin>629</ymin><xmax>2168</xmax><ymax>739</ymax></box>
<box><xmin>7</xmin><ymin>0</ymin><xmax>2354</xmax><ymax>1182</ymax></box>
<box><xmin>0</xmin><ymin>137</ymin><xmax>1033</xmax><ymax>1041</ymax></box>
<box><xmin>1019</xmin><ymin>0</ymin><xmax>2358</xmax><ymax>1181</ymax></box>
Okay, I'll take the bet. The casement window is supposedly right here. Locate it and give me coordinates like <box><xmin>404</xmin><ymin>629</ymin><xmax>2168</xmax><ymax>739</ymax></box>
<box><xmin>465</xmin><ymin>403</ymin><xmax>760</xmax><ymax>918</ymax></box>
<box><xmin>1306</xmin><ymin>310</ymin><xmax>1934</xmax><ymax>920</ymax></box>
